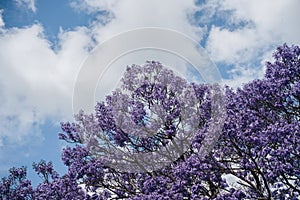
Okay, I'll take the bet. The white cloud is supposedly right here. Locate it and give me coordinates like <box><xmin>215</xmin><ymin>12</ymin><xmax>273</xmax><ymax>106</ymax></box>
<box><xmin>1</xmin><ymin>0</ymin><xmax>300</xmax><ymax>146</ymax></box>
<box><xmin>221</xmin><ymin>0</ymin><xmax>300</xmax><ymax>44</ymax></box>
<box><xmin>70</xmin><ymin>0</ymin><xmax>119</xmax><ymax>14</ymax></box>
<box><xmin>207</xmin><ymin>26</ymin><xmax>262</xmax><ymax>64</ymax></box>
<box><xmin>71</xmin><ymin>0</ymin><xmax>204</xmax><ymax>41</ymax></box>
<box><xmin>204</xmin><ymin>0</ymin><xmax>300</xmax><ymax>87</ymax></box>
<box><xmin>0</xmin><ymin>0</ymin><xmax>206</xmax><ymax>146</ymax></box>
<box><xmin>223</xmin><ymin>65</ymin><xmax>265</xmax><ymax>89</ymax></box>
<box><xmin>15</xmin><ymin>0</ymin><xmax>37</xmax><ymax>12</ymax></box>
<box><xmin>0</xmin><ymin>24</ymin><xmax>92</xmax><ymax>145</ymax></box>
<box><xmin>0</xmin><ymin>10</ymin><xmax>4</xmax><ymax>27</ymax></box>
<box><xmin>72</xmin><ymin>0</ymin><xmax>300</xmax><ymax>88</ymax></box>
<box><xmin>70</xmin><ymin>0</ymin><xmax>210</xmax><ymax>111</ymax></box>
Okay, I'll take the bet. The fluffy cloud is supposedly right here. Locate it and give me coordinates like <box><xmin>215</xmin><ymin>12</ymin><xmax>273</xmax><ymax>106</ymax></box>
<box><xmin>207</xmin><ymin>27</ymin><xmax>262</xmax><ymax>64</ymax></box>
<box><xmin>0</xmin><ymin>23</ymin><xmax>92</xmax><ymax>145</ymax></box>
<box><xmin>71</xmin><ymin>0</ymin><xmax>204</xmax><ymax>41</ymax></box>
<box><xmin>72</xmin><ymin>0</ymin><xmax>300</xmax><ymax>88</ymax></box>
<box><xmin>0</xmin><ymin>10</ymin><xmax>4</xmax><ymax>27</ymax></box>
<box><xmin>1</xmin><ymin>0</ymin><xmax>300</xmax><ymax>146</ymax></box>
<box><xmin>207</xmin><ymin>0</ymin><xmax>300</xmax><ymax>60</ymax></box>
<box><xmin>204</xmin><ymin>0</ymin><xmax>300</xmax><ymax>86</ymax></box>
<box><xmin>70</xmin><ymin>0</ymin><xmax>209</xmax><ymax>111</ymax></box>
<box><xmin>0</xmin><ymin>0</ymin><xmax>204</xmax><ymax>146</ymax></box>
<box><xmin>15</xmin><ymin>0</ymin><xmax>37</xmax><ymax>12</ymax></box>
<box><xmin>221</xmin><ymin>0</ymin><xmax>300</xmax><ymax>44</ymax></box>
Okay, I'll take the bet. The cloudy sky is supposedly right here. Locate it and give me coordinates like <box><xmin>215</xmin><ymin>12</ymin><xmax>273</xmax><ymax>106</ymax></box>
<box><xmin>0</xmin><ymin>0</ymin><xmax>300</xmax><ymax>184</ymax></box>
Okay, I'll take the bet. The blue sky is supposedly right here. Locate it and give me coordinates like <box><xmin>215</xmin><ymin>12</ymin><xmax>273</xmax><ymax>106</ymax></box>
<box><xmin>0</xmin><ymin>0</ymin><xmax>300</xmax><ymax>185</ymax></box>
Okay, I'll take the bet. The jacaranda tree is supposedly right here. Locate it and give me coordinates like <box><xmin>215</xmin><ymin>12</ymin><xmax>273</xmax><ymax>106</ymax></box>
<box><xmin>1</xmin><ymin>44</ymin><xmax>299</xmax><ymax>199</ymax></box>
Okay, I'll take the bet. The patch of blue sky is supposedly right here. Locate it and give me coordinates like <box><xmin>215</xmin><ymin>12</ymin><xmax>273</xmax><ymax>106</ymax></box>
<box><xmin>34</xmin><ymin>0</ymin><xmax>95</xmax><ymax>45</ymax></box>
<box><xmin>0</xmin><ymin>0</ymin><xmax>103</xmax><ymax>48</ymax></box>
<box><xmin>189</xmin><ymin>0</ymin><xmax>255</xmax><ymax>80</ymax></box>
<box><xmin>0</xmin><ymin>121</ymin><xmax>66</xmax><ymax>187</ymax></box>
<box><xmin>214</xmin><ymin>62</ymin><xmax>236</xmax><ymax>80</ymax></box>
<box><xmin>214</xmin><ymin>46</ymin><xmax>271</xmax><ymax>81</ymax></box>
<box><xmin>192</xmin><ymin>3</ymin><xmax>254</xmax><ymax>47</ymax></box>
<box><xmin>200</xmin><ymin>18</ymin><xmax>252</xmax><ymax>47</ymax></box>
<box><xmin>214</xmin><ymin>48</ymin><xmax>269</xmax><ymax>81</ymax></box>
<box><xmin>0</xmin><ymin>1</ymin><xmax>34</xmax><ymax>28</ymax></box>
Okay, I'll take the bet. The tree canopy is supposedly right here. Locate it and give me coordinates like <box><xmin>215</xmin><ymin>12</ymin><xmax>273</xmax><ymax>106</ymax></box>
<box><xmin>1</xmin><ymin>44</ymin><xmax>300</xmax><ymax>199</ymax></box>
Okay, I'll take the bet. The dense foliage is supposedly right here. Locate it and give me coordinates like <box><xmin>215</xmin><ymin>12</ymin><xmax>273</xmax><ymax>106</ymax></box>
<box><xmin>1</xmin><ymin>44</ymin><xmax>300</xmax><ymax>199</ymax></box>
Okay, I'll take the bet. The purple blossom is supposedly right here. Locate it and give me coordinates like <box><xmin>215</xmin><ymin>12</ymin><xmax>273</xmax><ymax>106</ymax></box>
<box><xmin>1</xmin><ymin>45</ymin><xmax>300</xmax><ymax>199</ymax></box>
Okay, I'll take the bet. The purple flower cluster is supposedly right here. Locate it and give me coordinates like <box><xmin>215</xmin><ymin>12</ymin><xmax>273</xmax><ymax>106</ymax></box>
<box><xmin>1</xmin><ymin>45</ymin><xmax>300</xmax><ymax>199</ymax></box>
